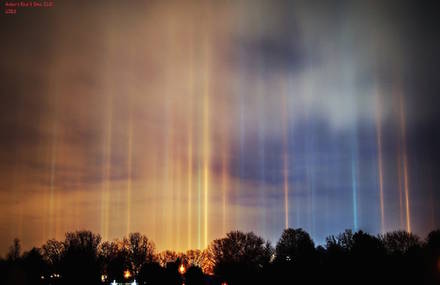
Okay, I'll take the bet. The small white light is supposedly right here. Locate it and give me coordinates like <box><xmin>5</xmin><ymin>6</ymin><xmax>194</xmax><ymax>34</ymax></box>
<box><xmin>131</xmin><ymin>279</ymin><xmax>137</xmax><ymax>285</ymax></box>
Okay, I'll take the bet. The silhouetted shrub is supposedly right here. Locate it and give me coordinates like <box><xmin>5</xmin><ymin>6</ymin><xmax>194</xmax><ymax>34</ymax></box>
<box><xmin>185</xmin><ymin>265</ymin><xmax>205</xmax><ymax>285</ymax></box>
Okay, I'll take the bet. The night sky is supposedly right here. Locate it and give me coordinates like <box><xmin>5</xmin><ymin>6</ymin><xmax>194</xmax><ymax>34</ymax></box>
<box><xmin>0</xmin><ymin>0</ymin><xmax>439</xmax><ymax>254</ymax></box>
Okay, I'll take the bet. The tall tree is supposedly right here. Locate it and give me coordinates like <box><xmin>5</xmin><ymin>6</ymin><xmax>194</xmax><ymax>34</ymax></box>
<box><xmin>275</xmin><ymin>228</ymin><xmax>315</xmax><ymax>264</ymax></box>
<box><xmin>22</xmin><ymin>247</ymin><xmax>48</xmax><ymax>284</ymax></box>
<box><xmin>123</xmin><ymin>232</ymin><xmax>156</xmax><ymax>275</ymax></box>
<box><xmin>209</xmin><ymin>231</ymin><xmax>273</xmax><ymax>284</ymax></box>
<box><xmin>61</xmin><ymin>230</ymin><xmax>102</xmax><ymax>285</ymax></box>
<box><xmin>42</xmin><ymin>239</ymin><xmax>64</xmax><ymax>273</ymax></box>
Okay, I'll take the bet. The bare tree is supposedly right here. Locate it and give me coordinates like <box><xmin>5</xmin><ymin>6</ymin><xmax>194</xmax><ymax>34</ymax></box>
<box><xmin>42</xmin><ymin>239</ymin><xmax>64</xmax><ymax>271</ymax></box>
<box><xmin>123</xmin><ymin>232</ymin><xmax>156</xmax><ymax>274</ymax></box>
<box><xmin>7</xmin><ymin>238</ymin><xmax>21</xmax><ymax>261</ymax></box>
<box><xmin>380</xmin><ymin>230</ymin><xmax>422</xmax><ymax>254</ymax></box>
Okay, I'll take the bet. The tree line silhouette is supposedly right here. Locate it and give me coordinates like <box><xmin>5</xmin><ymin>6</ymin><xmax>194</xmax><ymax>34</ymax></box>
<box><xmin>1</xmin><ymin>228</ymin><xmax>440</xmax><ymax>285</ymax></box>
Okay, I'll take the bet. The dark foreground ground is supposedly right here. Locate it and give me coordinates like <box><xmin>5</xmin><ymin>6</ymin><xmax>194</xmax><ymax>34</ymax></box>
<box><xmin>2</xmin><ymin>228</ymin><xmax>440</xmax><ymax>285</ymax></box>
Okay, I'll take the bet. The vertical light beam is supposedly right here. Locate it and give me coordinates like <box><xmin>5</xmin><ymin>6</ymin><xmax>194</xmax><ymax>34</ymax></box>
<box><xmin>393</xmin><ymin>88</ymin><xmax>405</xmax><ymax>230</ymax></box>
<box><xmin>101</xmin><ymin>96</ymin><xmax>112</xmax><ymax>241</ymax></box>
<box><xmin>187</xmin><ymin>22</ymin><xmax>195</xmax><ymax>249</ymax></box>
<box><xmin>202</xmin><ymin>68</ymin><xmax>210</xmax><ymax>249</ymax></box>
<box><xmin>49</xmin><ymin>98</ymin><xmax>58</xmax><ymax>239</ymax></box>
<box><xmin>351</xmin><ymin>146</ymin><xmax>359</xmax><ymax>231</ymax></box>
<box><xmin>221</xmin><ymin>140</ymin><xmax>228</xmax><ymax>236</ymax></box>
<box><xmin>126</xmin><ymin>115</ymin><xmax>133</xmax><ymax>236</ymax></box>
<box><xmin>398</xmin><ymin>91</ymin><xmax>411</xmax><ymax>233</ymax></box>
<box><xmin>187</xmin><ymin>104</ymin><xmax>193</xmax><ymax>250</ymax></box>
<box><xmin>375</xmin><ymin>90</ymin><xmax>386</xmax><ymax>233</ymax></box>
<box><xmin>282</xmin><ymin>84</ymin><xmax>289</xmax><ymax>229</ymax></box>
<box><xmin>396</xmin><ymin>148</ymin><xmax>405</xmax><ymax>229</ymax></box>
<box><xmin>201</xmin><ymin>19</ymin><xmax>212</xmax><ymax>248</ymax></box>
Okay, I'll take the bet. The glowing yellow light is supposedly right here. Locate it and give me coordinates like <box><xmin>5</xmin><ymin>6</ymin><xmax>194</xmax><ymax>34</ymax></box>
<box><xmin>179</xmin><ymin>264</ymin><xmax>186</xmax><ymax>275</ymax></box>
<box><xmin>124</xmin><ymin>269</ymin><xmax>131</xmax><ymax>279</ymax></box>
<box><xmin>187</xmin><ymin>123</ymin><xmax>193</xmax><ymax>250</ymax></box>
<box><xmin>202</xmin><ymin>34</ymin><xmax>211</xmax><ymax>249</ymax></box>
<box><xmin>187</xmin><ymin>28</ymin><xmax>194</xmax><ymax>251</ymax></box>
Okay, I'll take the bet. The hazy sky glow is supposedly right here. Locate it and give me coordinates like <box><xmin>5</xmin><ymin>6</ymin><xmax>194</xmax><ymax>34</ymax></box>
<box><xmin>0</xmin><ymin>0</ymin><xmax>439</xmax><ymax>254</ymax></box>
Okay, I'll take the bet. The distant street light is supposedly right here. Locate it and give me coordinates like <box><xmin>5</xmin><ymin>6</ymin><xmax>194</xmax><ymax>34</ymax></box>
<box><xmin>124</xmin><ymin>269</ymin><xmax>132</xmax><ymax>279</ymax></box>
<box><xmin>179</xmin><ymin>264</ymin><xmax>186</xmax><ymax>275</ymax></box>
